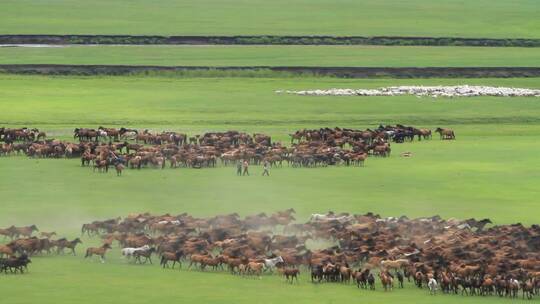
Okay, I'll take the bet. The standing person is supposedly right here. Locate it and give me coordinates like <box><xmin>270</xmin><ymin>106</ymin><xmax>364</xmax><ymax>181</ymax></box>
<box><xmin>242</xmin><ymin>160</ymin><xmax>249</xmax><ymax>176</ymax></box>
<box><xmin>236</xmin><ymin>160</ymin><xmax>242</xmax><ymax>176</ymax></box>
<box><xmin>262</xmin><ymin>160</ymin><xmax>270</xmax><ymax>176</ymax></box>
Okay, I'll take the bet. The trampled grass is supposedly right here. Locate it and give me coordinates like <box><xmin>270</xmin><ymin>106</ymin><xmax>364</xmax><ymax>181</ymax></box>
<box><xmin>2</xmin><ymin>45</ymin><xmax>540</xmax><ymax>67</ymax></box>
<box><xmin>1</xmin><ymin>0</ymin><xmax>539</xmax><ymax>38</ymax></box>
<box><xmin>1</xmin><ymin>75</ymin><xmax>540</xmax><ymax>303</ymax></box>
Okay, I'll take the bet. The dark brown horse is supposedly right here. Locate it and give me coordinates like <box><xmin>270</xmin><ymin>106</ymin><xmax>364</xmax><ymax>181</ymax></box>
<box><xmin>160</xmin><ymin>251</ymin><xmax>183</xmax><ymax>269</ymax></box>
<box><xmin>279</xmin><ymin>267</ymin><xmax>300</xmax><ymax>283</ymax></box>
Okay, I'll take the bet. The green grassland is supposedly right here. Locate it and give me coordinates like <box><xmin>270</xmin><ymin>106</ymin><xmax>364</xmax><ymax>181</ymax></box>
<box><xmin>1</xmin><ymin>75</ymin><xmax>539</xmax><ymax>303</ymax></box>
<box><xmin>1</xmin><ymin>0</ymin><xmax>539</xmax><ymax>37</ymax></box>
<box><xmin>2</xmin><ymin>45</ymin><xmax>540</xmax><ymax>67</ymax></box>
<box><xmin>1</xmin><ymin>75</ymin><xmax>540</xmax><ymax>129</ymax></box>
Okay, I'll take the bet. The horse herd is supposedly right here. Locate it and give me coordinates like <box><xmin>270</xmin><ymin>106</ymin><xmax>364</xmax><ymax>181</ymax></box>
<box><xmin>3</xmin><ymin>210</ymin><xmax>537</xmax><ymax>299</ymax></box>
<box><xmin>0</xmin><ymin>125</ymin><xmax>455</xmax><ymax>173</ymax></box>
<box><xmin>0</xmin><ymin>225</ymin><xmax>77</xmax><ymax>274</ymax></box>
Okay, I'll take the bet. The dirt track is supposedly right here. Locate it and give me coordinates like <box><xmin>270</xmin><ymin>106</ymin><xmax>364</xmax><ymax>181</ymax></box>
<box><xmin>1</xmin><ymin>65</ymin><xmax>540</xmax><ymax>78</ymax></box>
<box><xmin>1</xmin><ymin>35</ymin><xmax>539</xmax><ymax>47</ymax></box>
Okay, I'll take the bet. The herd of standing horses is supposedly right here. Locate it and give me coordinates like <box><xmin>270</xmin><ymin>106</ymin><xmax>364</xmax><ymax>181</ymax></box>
<box><xmin>2</xmin><ymin>210</ymin><xmax>538</xmax><ymax>299</ymax></box>
<box><xmin>0</xmin><ymin>125</ymin><xmax>455</xmax><ymax>174</ymax></box>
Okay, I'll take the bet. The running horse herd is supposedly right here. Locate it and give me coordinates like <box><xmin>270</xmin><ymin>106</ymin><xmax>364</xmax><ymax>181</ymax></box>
<box><xmin>0</xmin><ymin>125</ymin><xmax>455</xmax><ymax>173</ymax></box>
<box><xmin>3</xmin><ymin>210</ymin><xmax>538</xmax><ymax>299</ymax></box>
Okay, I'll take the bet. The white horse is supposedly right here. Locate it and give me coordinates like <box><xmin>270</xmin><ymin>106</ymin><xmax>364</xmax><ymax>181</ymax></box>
<box><xmin>428</xmin><ymin>277</ymin><xmax>438</xmax><ymax>295</ymax></box>
<box><xmin>157</xmin><ymin>220</ymin><xmax>181</xmax><ymax>225</ymax></box>
<box><xmin>264</xmin><ymin>256</ymin><xmax>284</xmax><ymax>272</ymax></box>
<box><xmin>121</xmin><ymin>245</ymin><xmax>150</xmax><ymax>258</ymax></box>
<box><xmin>309</xmin><ymin>213</ymin><xmax>330</xmax><ymax>222</ymax></box>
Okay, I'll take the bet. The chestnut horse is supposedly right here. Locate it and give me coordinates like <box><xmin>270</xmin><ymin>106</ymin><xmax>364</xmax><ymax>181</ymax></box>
<box><xmin>85</xmin><ymin>243</ymin><xmax>112</xmax><ymax>262</ymax></box>
<box><xmin>435</xmin><ymin>128</ymin><xmax>455</xmax><ymax>140</ymax></box>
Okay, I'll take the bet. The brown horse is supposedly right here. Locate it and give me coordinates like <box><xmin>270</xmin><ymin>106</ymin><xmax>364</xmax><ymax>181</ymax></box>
<box><xmin>160</xmin><ymin>251</ymin><xmax>183</xmax><ymax>269</ymax></box>
<box><xmin>379</xmin><ymin>271</ymin><xmax>394</xmax><ymax>291</ymax></box>
<box><xmin>279</xmin><ymin>267</ymin><xmax>300</xmax><ymax>283</ymax></box>
<box><xmin>0</xmin><ymin>244</ymin><xmax>14</xmax><ymax>257</ymax></box>
<box><xmin>339</xmin><ymin>264</ymin><xmax>352</xmax><ymax>283</ymax></box>
<box><xmin>115</xmin><ymin>163</ymin><xmax>125</xmax><ymax>176</ymax></box>
<box><xmin>40</xmin><ymin>231</ymin><xmax>56</xmax><ymax>239</ymax></box>
<box><xmin>247</xmin><ymin>261</ymin><xmax>264</xmax><ymax>278</ymax></box>
<box><xmin>380</xmin><ymin>259</ymin><xmax>410</xmax><ymax>271</ymax></box>
<box><xmin>85</xmin><ymin>243</ymin><xmax>112</xmax><ymax>262</ymax></box>
<box><xmin>435</xmin><ymin>128</ymin><xmax>455</xmax><ymax>140</ymax></box>
<box><xmin>188</xmin><ymin>253</ymin><xmax>208</xmax><ymax>269</ymax></box>
<box><xmin>57</xmin><ymin>238</ymin><xmax>82</xmax><ymax>255</ymax></box>
<box><xmin>0</xmin><ymin>226</ymin><xmax>16</xmax><ymax>239</ymax></box>
<box><xmin>133</xmin><ymin>247</ymin><xmax>156</xmax><ymax>264</ymax></box>
<box><xmin>522</xmin><ymin>279</ymin><xmax>534</xmax><ymax>299</ymax></box>
<box><xmin>93</xmin><ymin>159</ymin><xmax>108</xmax><ymax>173</ymax></box>
<box><xmin>13</xmin><ymin>225</ymin><xmax>39</xmax><ymax>238</ymax></box>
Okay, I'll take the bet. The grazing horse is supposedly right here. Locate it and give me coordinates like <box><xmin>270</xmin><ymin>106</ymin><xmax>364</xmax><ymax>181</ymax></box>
<box><xmin>435</xmin><ymin>128</ymin><xmax>455</xmax><ymax>140</ymax></box>
<box><xmin>85</xmin><ymin>243</ymin><xmax>112</xmax><ymax>263</ymax></box>
<box><xmin>160</xmin><ymin>251</ymin><xmax>183</xmax><ymax>269</ymax></box>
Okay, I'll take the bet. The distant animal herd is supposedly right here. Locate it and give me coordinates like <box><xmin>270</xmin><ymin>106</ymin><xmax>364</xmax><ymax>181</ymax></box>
<box><xmin>2</xmin><ymin>210</ymin><xmax>539</xmax><ymax>299</ymax></box>
<box><xmin>0</xmin><ymin>125</ymin><xmax>455</xmax><ymax>174</ymax></box>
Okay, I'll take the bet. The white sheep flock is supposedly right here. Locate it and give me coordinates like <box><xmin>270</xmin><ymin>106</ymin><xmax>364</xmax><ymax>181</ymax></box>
<box><xmin>276</xmin><ymin>85</ymin><xmax>540</xmax><ymax>98</ymax></box>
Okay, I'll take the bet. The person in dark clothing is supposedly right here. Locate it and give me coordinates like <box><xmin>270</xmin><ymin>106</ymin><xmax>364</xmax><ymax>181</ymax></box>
<box><xmin>236</xmin><ymin>160</ymin><xmax>242</xmax><ymax>176</ymax></box>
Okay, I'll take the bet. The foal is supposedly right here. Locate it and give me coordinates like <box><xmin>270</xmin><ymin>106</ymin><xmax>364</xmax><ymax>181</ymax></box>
<box><xmin>115</xmin><ymin>163</ymin><xmax>125</xmax><ymax>176</ymax></box>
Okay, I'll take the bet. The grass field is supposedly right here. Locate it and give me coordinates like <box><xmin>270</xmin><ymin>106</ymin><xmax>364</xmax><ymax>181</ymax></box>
<box><xmin>2</xmin><ymin>75</ymin><xmax>540</xmax><ymax>129</ymax></box>
<box><xmin>3</xmin><ymin>0</ymin><xmax>539</xmax><ymax>302</ymax></box>
<box><xmin>2</xmin><ymin>45</ymin><xmax>540</xmax><ymax>67</ymax></box>
<box><xmin>1</xmin><ymin>75</ymin><xmax>540</xmax><ymax>303</ymax></box>
<box><xmin>1</xmin><ymin>0</ymin><xmax>539</xmax><ymax>38</ymax></box>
